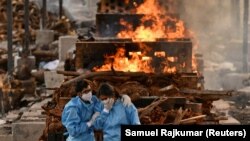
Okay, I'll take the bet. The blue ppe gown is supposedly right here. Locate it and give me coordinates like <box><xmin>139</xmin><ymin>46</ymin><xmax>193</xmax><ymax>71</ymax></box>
<box><xmin>61</xmin><ymin>95</ymin><xmax>102</xmax><ymax>141</ymax></box>
<box><xmin>93</xmin><ymin>99</ymin><xmax>140</xmax><ymax>141</ymax></box>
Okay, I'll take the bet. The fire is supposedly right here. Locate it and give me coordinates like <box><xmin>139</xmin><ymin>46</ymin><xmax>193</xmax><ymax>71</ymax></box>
<box><xmin>167</xmin><ymin>57</ymin><xmax>177</xmax><ymax>62</ymax></box>
<box><xmin>93</xmin><ymin>48</ymin><xmax>154</xmax><ymax>73</ymax></box>
<box><xmin>154</xmin><ymin>51</ymin><xmax>166</xmax><ymax>57</ymax></box>
<box><xmin>93</xmin><ymin>47</ymin><xmax>185</xmax><ymax>74</ymax></box>
<box><xmin>163</xmin><ymin>67</ymin><xmax>177</xmax><ymax>74</ymax></box>
<box><xmin>117</xmin><ymin>0</ymin><xmax>186</xmax><ymax>41</ymax></box>
<box><xmin>124</xmin><ymin>0</ymin><xmax>129</xmax><ymax>4</ymax></box>
<box><xmin>187</xmin><ymin>30</ymin><xmax>200</xmax><ymax>72</ymax></box>
<box><xmin>94</xmin><ymin>0</ymin><xmax>199</xmax><ymax>74</ymax></box>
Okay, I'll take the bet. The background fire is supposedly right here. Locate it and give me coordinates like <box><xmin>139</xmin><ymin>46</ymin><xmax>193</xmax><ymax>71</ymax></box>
<box><xmin>94</xmin><ymin>0</ymin><xmax>198</xmax><ymax>73</ymax></box>
<box><xmin>117</xmin><ymin>0</ymin><xmax>186</xmax><ymax>41</ymax></box>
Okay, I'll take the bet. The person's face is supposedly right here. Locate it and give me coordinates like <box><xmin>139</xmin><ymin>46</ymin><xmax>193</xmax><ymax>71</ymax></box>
<box><xmin>99</xmin><ymin>95</ymin><xmax>108</xmax><ymax>101</ymax></box>
<box><xmin>80</xmin><ymin>85</ymin><xmax>92</xmax><ymax>102</ymax></box>
<box><xmin>81</xmin><ymin>85</ymin><xmax>91</xmax><ymax>95</ymax></box>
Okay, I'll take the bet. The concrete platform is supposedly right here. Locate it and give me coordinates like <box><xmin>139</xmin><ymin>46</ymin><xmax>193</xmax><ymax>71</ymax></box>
<box><xmin>0</xmin><ymin>124</ymin><xmax>12</xmax><ymax>141</ymax></box>
<box><xmin>12</xmin><ymin>121</ymin><xmax>45</xmax><ymax>141</ymax></box>
<box><xmin>0</xmin><ymin>97</ymin><xmax>50</xmax><ymax>141</ymax></box>
<box><xmin>0</xmin><ymin>134</ymin><xmax>12</xmax><ymax>141</ymax></box>
<box><xmin>219</xmin><ymin>116</ymin><xmax>241</xmax><ymax>125</ymax></box>
<box><xmin>0</xmin><ymin>121</ymin><xmax>45</xmax><ymax>141</ymax></box>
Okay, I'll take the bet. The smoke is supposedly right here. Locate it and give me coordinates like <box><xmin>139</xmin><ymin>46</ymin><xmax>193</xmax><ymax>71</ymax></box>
<box><xmin>180</xmin><ymin>0</ymin><xmax>234</xmax><ymax>51</ymax></box>
<box><xmin>177</xmin><ymin>0</ymin><xmax>244</xmax><ymax>90</ymax></box>
<box><xmin>33</xmin><ymin>0</ymin><xmax>99</xmax><ymax>22</ymax></box>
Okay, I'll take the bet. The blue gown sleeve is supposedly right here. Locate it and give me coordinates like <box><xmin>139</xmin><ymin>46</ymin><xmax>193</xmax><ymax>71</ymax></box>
<box><xmin>125</xmin><ymin>104</ymin><xmax>141</xmax><ymax>125</ymax></box>
<box><xmin>61</xmin><ymin>107</ymin><xmax>89</xmax><ymax>137</ymax></box>
<box><xmin>93</xmin><ymin>96</ymin><xmax>104</xmax><ymax>113</ymax></box>
<box><xmin>93</xmin><ymin>110</ymin><xmax>109</xmax><ymax>130</ymax></box>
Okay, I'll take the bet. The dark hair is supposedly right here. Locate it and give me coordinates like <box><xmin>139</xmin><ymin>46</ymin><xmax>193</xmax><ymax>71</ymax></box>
<box><xmin>97</xmin><ymin>83</ymin><xmax>120</xmax><ymax>98</ymax></box>
<box><xmin>75</xmin><ymin>80</ymin><xmax>89</xmax><ymax>93</ymax></box>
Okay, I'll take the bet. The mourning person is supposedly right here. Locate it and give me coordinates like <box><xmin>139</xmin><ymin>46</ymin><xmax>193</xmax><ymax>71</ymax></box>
<box><xmin>62</xmin><ymin>80</ymin><xmax>133</xmax><ymax>141</ymax></box>
<box><xmin>61</xmin><ymin>80</ymin><xmax>101</xmax><ymax>141</ymax></box>
<box><xmin>94</xmin><ymin>82</ymin><xmax>141</xmax><ymax>141</ymax></box>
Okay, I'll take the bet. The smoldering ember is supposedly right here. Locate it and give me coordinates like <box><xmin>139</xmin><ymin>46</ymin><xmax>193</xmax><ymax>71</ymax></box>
<box><xmin>0</xmin><ymin>0</ymin><xmax>250</xmax><ymax>141</ymax></box>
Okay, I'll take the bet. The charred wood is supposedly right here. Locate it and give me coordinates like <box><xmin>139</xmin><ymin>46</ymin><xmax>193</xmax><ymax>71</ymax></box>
<box><xmin>56</xmin><ymin>70</ymin><xmax>80</xmax><ymax>76</ymax></box>
<box><xmin>32</xmin><ymin>50</ymin><xmax>58</xmax><ymax>59</ymax></box>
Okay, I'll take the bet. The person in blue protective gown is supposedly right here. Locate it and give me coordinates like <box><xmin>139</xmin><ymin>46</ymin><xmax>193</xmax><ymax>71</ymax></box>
<box><xmin>61</xmin><ymin>80</ymin><xmax>133</xmax><ymax>141</ymax></box>
<box><xmin>61</xmin><ymin>80</ymin><xmax>101</xmax><ymax>141</ymax></box>
<box><xmin>93</xmin><ymin>82</ymin><xmax>141</xmax><ymax>141</ymax></box>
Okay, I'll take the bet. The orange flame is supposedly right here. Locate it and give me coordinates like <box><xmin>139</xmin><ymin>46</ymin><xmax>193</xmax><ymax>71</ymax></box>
<box><xmin>154</xmin><ymin>51</ymin><xmax>166</xmax><ymax>57</ymax></box>
<box><xmin>124</xmin><ymin>0</ymin><xmax>129</xmax><ymax>4</ymax></box>
<box><xmin>93</xmin><ymin>47</ymin><xmax>184</xmax><ymax>74</ymax></box>
<box><xmin>117</xmin><ymin>0</ymin><xmax>186</xmax><ymax>41</ymax></box>
<box><xmin>93</xmin><ymin>48</ymin><xmax>154</xmax><ymax>73</ymax></box>
<box><xmin>186</xmin><ymin>30</ymin><xmax>200</xmax><ymax>72</ymax></box>
<box><xmin>94</xmin><ymin>0</ymin><xmax>199</xmax><ymax>74</ymax></box>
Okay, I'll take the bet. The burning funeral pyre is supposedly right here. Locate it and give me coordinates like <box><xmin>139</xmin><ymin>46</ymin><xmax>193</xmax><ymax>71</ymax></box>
<box><xmin>39</xmin><ymin>0</ymin><xmax>234</xmax><ymax>141</ymax></box>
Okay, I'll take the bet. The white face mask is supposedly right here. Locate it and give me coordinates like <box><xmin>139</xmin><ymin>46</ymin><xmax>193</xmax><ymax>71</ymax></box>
<box><xmin>81</xmin><ymin>91</ymin><xmax>92</xmax><ymax>102</ymax></box>
<box><xmin>102</xmin><ymin>99</ymin><xmax>109</xmax><ymax>105</ymax></box>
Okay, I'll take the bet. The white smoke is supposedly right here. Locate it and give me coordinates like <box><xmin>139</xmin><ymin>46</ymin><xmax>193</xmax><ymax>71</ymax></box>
<box><xmin>179</xmin><ymin>0</ymin><xmax>245</xmax><ymax>90</ymax></box>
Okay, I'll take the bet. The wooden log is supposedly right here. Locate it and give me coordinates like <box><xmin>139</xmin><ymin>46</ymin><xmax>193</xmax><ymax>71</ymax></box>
<box><xmin>179</xmin><ymin>119</ymin><xmax>196</xmax><ymax>125</ymax></box>
<box><xmin>159</xmin><ymin>84</ymin><xmax>176</xmax><ymax>92</ymax></box>
<box><xmin>19</xmin><ymin>78</ymin><xmax>35</xmax><ymax>87</ymax></box>
<box><xmin>61</xmin><ymin>71</ymin><xmax>146</xmax><ymax>87</ymax></box>
<box><xmin>0</xmin><ymin>58</ymin><xmax>7</xmax><ymax>65</ymax></box>
<box><xmin>15</xmin><ymin>64</ymin><xmax>32</xmax><ymax>80</ymax></box>
<box><xmin>45</xmin><ymin>88</ymin><xmax>58</xmax><ymax>90</ymax></box>
<box><xmin>0</xmin><ymin>10</ymin><xmax>7</xmax><ymax>22</ymax></box>
<box><xmin>179</xmin><ymin>88</ymin><xmax>234</xmax><ymax>100</ymax></box>
<box><xmin>57</xmin><ymin>97</ymin><xmax>71</xmax><ymax>109</ymax></box>
<box><xmin>48</xmin><ymin>120</ymin><xmax>63</xmax><ymax>133</ymax></box>
<box><xmin>48</xmin><ymin>108</ymin><xmax>62</xmax><ymax>118</ymax></box>
<box><xmin>56</xmin><ymin>70</ymin><xmax>80</xmax><ymax>76</ymax></box>
<box><xmin>173</xmin><ymin>108</ymin><xmax>188</xmax><ymax>125</ymax></box>
<box><xmin>11</xmin><ymin>78</ymin><xmax>36</xmax><ymax>96</ymax></box>
<box><xmin>31</xmin><ymin>70</ymin><xmax>45</xmax><ymax>83</ymax></box>
<box><xmin>93</xmin><ymin>76</ymin><xmax>131</xmax><ymax>82</ymax></box>
<box><xmin>138</xmin><ymin>97</ymin><xmax>168</xmax><ymax>118</ymax></box>
<box><xmin>118</xmin><ymin>81</ymin><xmax>149</xmax><ymax>101</ymax></box>
<box><xmin>32</xmin><ymin>50</ymin><xmax>58</xmax><ymax>58</ymax></box>
<box><xmin>185</xmin><ymin>102</ymin><xmax>202</xmax><ymax>115</ymax></box>
<box><xmin>180</xmin><ymin>115</ymin><xmax>206</xmax><ymax>123</ymax></box>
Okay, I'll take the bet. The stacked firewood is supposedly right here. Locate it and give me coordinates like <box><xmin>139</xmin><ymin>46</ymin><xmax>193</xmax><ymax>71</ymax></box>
<box><xmin>0</xmin><ymin>73</ymin><xmax>37</xmax><ymax>112</ymax></box>
<box><xmin>0</xmin><ymin>0</ymin><xmax>38</xmax><ymax>43</ymax></box>
<box><xmin>39</xmin><ymin>84</ymin><xmax>75</xmax><ymax>141</ymax></box>
<box><xmin>0</xmin><ymin>0</ymin><xmax>75</xmax><ymax>44</ymax></box>
<box><xmin>138</xmin><ymin>97</ymin><xmax>205</xmax><ymax>125</ymax></box>
<box><xmin>0</xmin><ymin>47</ymin><xmax>7</xmax><ymax>71</ymax></box>
<box><xmin>39</xmin><ymin>71</ymin><xmax>233</xmax><ymax>140</ymax></box>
